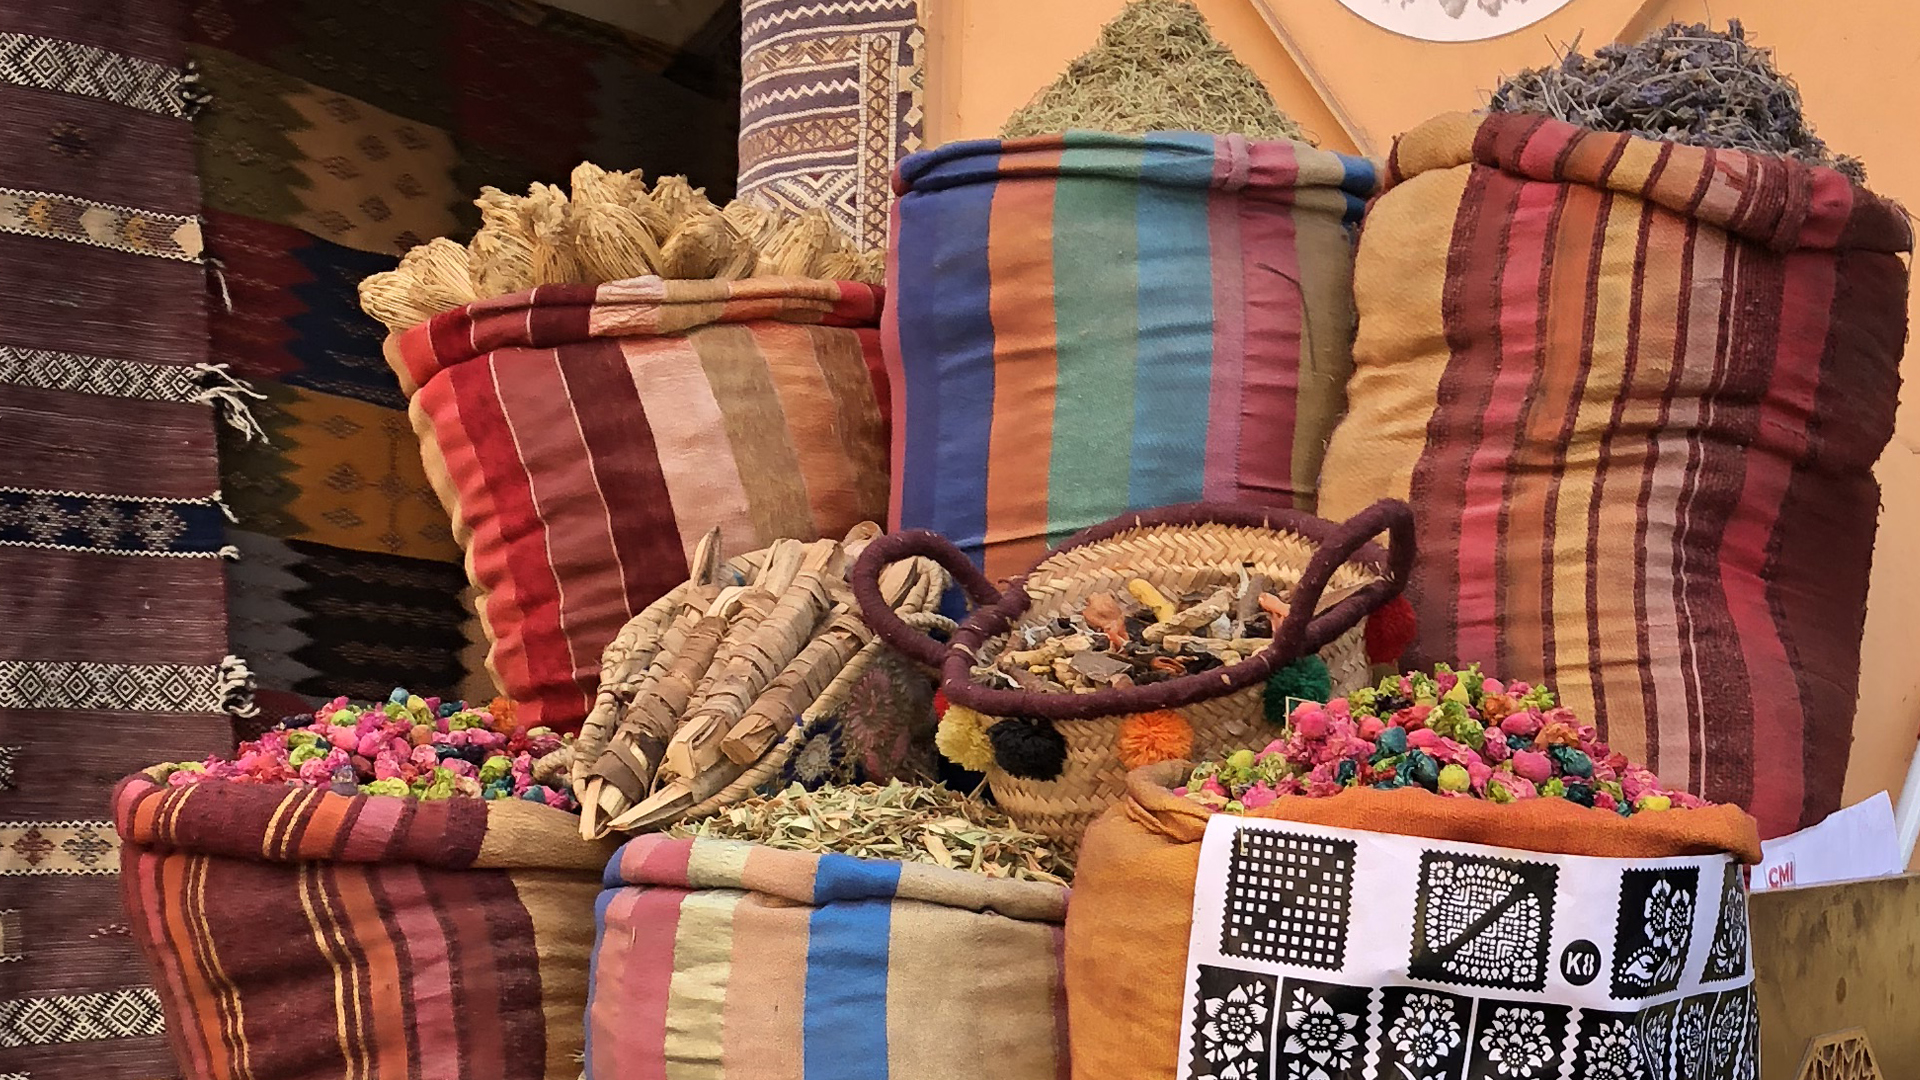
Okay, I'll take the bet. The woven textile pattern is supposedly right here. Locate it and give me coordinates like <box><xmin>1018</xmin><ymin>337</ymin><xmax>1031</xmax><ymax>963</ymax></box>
<box><xmin>589</xmin><ymin>835</ymin><xmax>1069</xmax><ymax>1079</ymax></box>
<box><xmin>887</xmin><ymin>133</ymin><xmax>1376</xmax><ymax>581</ymax></box>
<box><xmin>0</xmin><ymin>4</ymin><xmax>237</xmax><ymax>1078</ymax></box>
<box><xmin>737</xmin><ymin>0</ymin><xmax>924</xmax><ymax>250</ymax></box>
<box><xmin>189</xmin><ymin>0</ymin><xmax>741</xmax><ymax>717</ymax></box>
<box><xmin>1319</xmin><ymin>112</ymin><xmax>1913</xmax><ymax>839</ymax></box>
<box><xmin>114</xmin><ymin>773</ymin><xmax>612</xmax><ymax>1080</ymax></box>
<box><xmin>388</xmin><ymin>277</ymin><xmax>891</xmax><ymax>734</ymax></box>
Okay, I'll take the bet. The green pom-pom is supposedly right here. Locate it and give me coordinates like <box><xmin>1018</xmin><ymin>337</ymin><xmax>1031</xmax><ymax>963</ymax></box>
<box><xmin>1263</xmin><ymin>655</ymin><xmax>1333</xmax><ymax>722</ymax></box>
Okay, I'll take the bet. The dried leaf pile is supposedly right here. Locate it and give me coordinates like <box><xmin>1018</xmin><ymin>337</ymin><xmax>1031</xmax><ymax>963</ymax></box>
<box><xmin>1489</xmin><ymin>20</ymin><xmax>1865</xmax><ymax>183</ymax></box>
<box><xmin>359</xmin><ymin>162</ymin><xmax>884</xmax><ymax>332</ymax></box>
<box><xmin>976</xmin><ymin>572</ymin><xmax>1365</xmax><ymax>694</ymax></box>
<box><xmin>571</xmin><ymin>524</ymin><xmax>945</xmax><ymax>839</ymax></box>
<box><xmin>1000</xmin><ymin>0</ymin><xmax>1306</xmax><ymax>142</ymax></box>
<box><xmin>672</xmin><ymin>781</ymin><xmax>1075</xmax><ymax>885</ymax></box>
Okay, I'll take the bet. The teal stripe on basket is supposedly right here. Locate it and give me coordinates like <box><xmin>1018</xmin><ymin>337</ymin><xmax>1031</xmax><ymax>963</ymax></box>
<box><xmin>1048</xmin><ymin>131</ymin><xmax>1141</xmax><ymax>545</ymax></box>
<box><xmin>1129</xmin><ymin>132</ymin><xmax>1218</xmax><ymax>508</ymax></box>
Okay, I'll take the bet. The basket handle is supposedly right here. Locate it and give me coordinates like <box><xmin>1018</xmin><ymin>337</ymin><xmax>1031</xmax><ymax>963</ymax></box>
<box><xmin>940</xmin><ymin>499</ymin><xmax>1416</xmax><ymax>721</ymax></box>
<box><xmin>850</xmin><ymin>530</ymin><xmax>1006</xmax><ymax>669</ymax></box>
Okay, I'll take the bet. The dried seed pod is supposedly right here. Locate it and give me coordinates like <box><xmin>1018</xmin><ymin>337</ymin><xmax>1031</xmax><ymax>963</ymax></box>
<box><xmin>405</xmin><ymin>237</ymin><xmax>478</xmax><ymax>311</ymax></box>
<box><xmin>720</xmin><ymin>199</ymin><xmax>782</xmax><ymax>249</ymax></box>
<box><xmin>571</xmin><ymin>201</ymin><xmax>664</xmax><ymax>282</ymax></box>
<box><xmin>755</xmin><ymin>207</ymin><xmax>834</xmax><ymax>278</ymax></box>
<box><xmin>526</xmin><ymin>182</ymin><xmax>588</xmax><ymax>285</ymax></box>
<box><xmin>649</xmin><ymin>175</ymin><xmax>714</xmax><ymax>230</ymax></box>
<box><xmin>468</xmin><ymin>186</ymin><xmax>537</xmax><ymax>297</ymax></box>
<box><xmin>657</xmin><ymin>213</ymin><xmax>735</xmax><ymax>280</ymax></box>
<box><xmin>357</xmin><ymin>270</ymin><xmax>439</xmax><ymax>333</ymax></box>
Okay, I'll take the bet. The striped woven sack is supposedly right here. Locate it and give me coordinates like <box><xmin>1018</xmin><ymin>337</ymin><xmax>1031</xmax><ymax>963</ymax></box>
<box><xmin>1319</xmin><ymin>112</ymin><xmax>1913</xmax><ymax>839</ymax></box>
<box><xmin>588</xmin><ymin>834</ymin><xmax>1071</xmax><ymax>1079</ymax></box>
<box><xmin>113</xmin><ymin>772</ymin><xmax>620</xmax><ymax>1080</ymax></box>
<box><xmin>385</xmin><ymin>276</ymin><xmax>892</xmax><ymax>734</ymax></box>
<box><xmin>886</xmin><ymin>132</ymin><xmax>1377</xmax><ymax>583</ymax></box>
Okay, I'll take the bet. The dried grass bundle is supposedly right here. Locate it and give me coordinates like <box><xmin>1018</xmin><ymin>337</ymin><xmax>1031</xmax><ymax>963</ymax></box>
<box><xmin>1488</xmin><ymin>20</ymin><xmax>1865</xmax><ymax>183</ymax></box>
<box><xmin>1001</xmin><ymin>0</ymin><xmax>1305</xmax><ymax>142</ymax></box>
<box><xmin>360</xmin><ymin>165</ymin><xmax>885</xmax><ymax>333</ymax></box>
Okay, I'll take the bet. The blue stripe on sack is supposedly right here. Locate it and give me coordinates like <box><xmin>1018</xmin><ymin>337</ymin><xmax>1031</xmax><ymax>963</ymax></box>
<box><xmin>805</xmin><ymin>856</ymin><xmax>901</xmax><ymax>1079</ymax></box>
<box><xmin>1128</xmin><ymin>132</ymin><xmax>1217</xmax><ymax>508</ymax></box>
<box><xmin>1337</xmin><ymin>153</ymin><xmax>1377</xmax><ymax>224</ymax></box>
<box><xmin>582</xmin><ymin>886</ymin><xmax>617</xmax><ymax>1079</ymax></box>
<box><xmin>891</xmin><ymin>146</ymin><xmax>998</xmax><ymax>566</ymax></box>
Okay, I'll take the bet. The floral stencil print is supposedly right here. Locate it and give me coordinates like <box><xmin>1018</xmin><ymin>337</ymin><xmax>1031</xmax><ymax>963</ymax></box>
<box><xmin>1201</xmin><ymin>981</ymin><xmax>1271</xmax><ymax>1064</ymax></box>
<box><xmin>1582</xmin><ymin>1019</ymin><xmax>1646</xmax><ymax>1080</ymax></box>
<box><xmin>1283</xmin><ymin>987</ymin><xmax>1361</xmax><ymax>1070</ymax></box>
<box><xmin>1188</xmin><ymin>966</ymin><xmax>1280</xmax><ymax>1080</ymax></box>
<box><xmin>1613</xmin><ymin>867</ymin><xmax>1700</xmax><ymax>998</ymax></box>
<box><xmin>1674</xmin><ymin>996</ymin><xmax>1711</xmax><ymax>1078</ymax></box>
<box><xmin>1476</xmin><ymin>1006</ymin><xmax>1554</xmax><ymax>1078</ymax></box>
<box><xmin>1383</xmin><ymin>989</ymin><xmax>1468</xmax><ymax>1079</ymax></box>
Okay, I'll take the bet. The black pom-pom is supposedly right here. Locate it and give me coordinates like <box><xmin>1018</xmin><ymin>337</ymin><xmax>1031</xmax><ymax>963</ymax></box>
<box><xmin>987</xmin><ymin>717</ymin><xmax>1069</xmax><ymax>781</ymax></box>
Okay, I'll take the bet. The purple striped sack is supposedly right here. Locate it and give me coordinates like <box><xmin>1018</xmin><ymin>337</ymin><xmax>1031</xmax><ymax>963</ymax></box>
<box><xmin>587</xmin><ymin>835</ymin><xmax>1070</xmax><ymax>1080</ymax></box>
<box><xmin>884</xmin><ymin>132</ymin><xmax>1376</xmax><ymax>584</ymax></box>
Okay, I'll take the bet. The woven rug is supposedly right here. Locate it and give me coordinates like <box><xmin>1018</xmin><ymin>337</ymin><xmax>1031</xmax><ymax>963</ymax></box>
<box><xmin>0</xmin><ymin>3</ymin><xmax>242</xmax><ymax>1078</ymax></box>
<box><xmin>188</xmin><ymin>0</ymin><xmax>743</xmax><ymax>726</ymax></box>
<box><xmin>736</xmin><ymin>0</ymin><xmax>924</xmax><ymax>251</ymax></box>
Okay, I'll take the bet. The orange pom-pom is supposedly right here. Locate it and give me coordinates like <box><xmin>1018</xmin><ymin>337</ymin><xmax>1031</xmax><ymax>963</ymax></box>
<box><xmin>1116</xmin><ymin>709</ymin><xmax>1194</xmax><ymax>771</ymax></box>
<box><xmin>1364</xmin><ymin>596</ymin><xmax>1417</xmax><ymax>664</ymax></box>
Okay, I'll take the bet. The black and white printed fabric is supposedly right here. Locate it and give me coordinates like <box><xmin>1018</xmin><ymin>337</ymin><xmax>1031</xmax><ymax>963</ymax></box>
<box><xmin>1175</xmin><ymin>817</ymin><xmax>1756</xmax><ymax>1080</ymax></box>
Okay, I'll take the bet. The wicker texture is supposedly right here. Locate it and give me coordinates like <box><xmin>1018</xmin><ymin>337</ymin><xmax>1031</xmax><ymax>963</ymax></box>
<box><xmin>854</xmin><ymin>501</ymin><xmax>1413</xmax><ymax>847</ymax></box>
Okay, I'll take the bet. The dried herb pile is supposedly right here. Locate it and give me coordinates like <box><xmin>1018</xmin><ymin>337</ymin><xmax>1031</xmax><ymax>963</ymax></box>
<box><xmin>673</xmin><ymin>781</ymin><xmax>1074</xmax><ymax>885</ymax></box>
<box><xmin>1488</xmin><ymin>21</ymin><xmax>1864</xmax><ymax>183</ymax></box>
<box><xmin>1000</xmin><ymin>0</ymin><xmax>1306</xmax><ymax>142</ymax></box>
<box><xmin>974</xmin><ymin>573</ymin><xmax>1363</xmax><ymax>694</ymax></box>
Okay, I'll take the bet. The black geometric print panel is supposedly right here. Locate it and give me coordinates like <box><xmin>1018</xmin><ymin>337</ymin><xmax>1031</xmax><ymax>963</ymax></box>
<box><xmin>1220</xmin><ymin>829</ymin><xmax>1356</xmax><ymax>971</ymax></box>
<box><xmin>1410</xmin><ymin>852</ymin><xmax>1558</xmax><ymax>991</ymax></box>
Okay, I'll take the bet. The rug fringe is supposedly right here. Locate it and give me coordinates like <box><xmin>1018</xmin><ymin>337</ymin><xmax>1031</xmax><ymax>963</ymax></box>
<box><xmin>191</xmin><ymin>363</ymin><xmax>266</xmax><ymax>441</ymax></box>
<box><xmin>218</xmin><ymin>654</ymin><xmax>259</xmax><ymax>718</ymax></box>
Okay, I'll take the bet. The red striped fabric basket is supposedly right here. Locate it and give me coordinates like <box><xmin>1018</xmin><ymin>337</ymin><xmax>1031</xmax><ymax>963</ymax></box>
<box><xmin>1319</xmin><ymin>112</ymin><xmax>1914</xmax><ymax>838</ymax></box>
<box><xmin>384</xmin><ymin>276</ymin><xmax>892</xmax><ymax>734</ymax></box>
<box><xmin>114</xmin><ymin>772</ymin><xmax>618</xmax><ymax>1080</ymax></box>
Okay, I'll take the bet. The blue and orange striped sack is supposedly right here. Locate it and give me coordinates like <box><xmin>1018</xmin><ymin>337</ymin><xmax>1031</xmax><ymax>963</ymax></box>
<box><xmin>884</xmin><ymin>132</ymin><xmax>1376</xmax><ymax>584</ymax></box>
<box><xmin>587</xmin><ymin>835</ymin><xmax>1071</xmax><ymax>1079</ymax></box>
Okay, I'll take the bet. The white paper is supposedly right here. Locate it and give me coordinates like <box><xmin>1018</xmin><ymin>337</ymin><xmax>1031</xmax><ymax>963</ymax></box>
<box><xmin>1330</xmin><ymin>0</ymin><xmax>1578</xmax><ymax>44</ymax></box>
<box><xmin>1753</xmin><ymin>790</ymin><xmax>1904</xmax><ymax>892</ymax></box>
<box><xmin>1174</xmin><ymin>816</ymin><xmax>1756</xmax><ymax>1080</ymax></box>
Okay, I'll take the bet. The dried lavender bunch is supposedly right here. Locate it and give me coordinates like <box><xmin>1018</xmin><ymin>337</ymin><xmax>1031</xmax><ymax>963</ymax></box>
<box><xmin>1488</xmin><ymin>20</ymin><xmax>1865</xmax><ymax>184</ymax></box>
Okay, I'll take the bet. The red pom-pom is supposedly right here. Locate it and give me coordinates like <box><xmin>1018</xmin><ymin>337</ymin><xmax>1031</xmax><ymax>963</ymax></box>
<box><xmin>933</xmin><ymin>689</ymin><xmax>950</xmax><ymax>718</ymax></box>
<box><xmin>1364</xmin><ymin>596</ymin><xmax>1417</xmax><ymax>664</ymax></box>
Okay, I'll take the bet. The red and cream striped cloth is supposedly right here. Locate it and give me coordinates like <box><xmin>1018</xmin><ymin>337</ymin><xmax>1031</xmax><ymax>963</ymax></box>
<box><xmin>1320</xmin><ymin>111</ymin><xmax>1913</xmax><ymax>838</ymax></box>
<box><xmin>113</xmin><ymin>772</ymin><xmax>617</xmax><ymax>1080</ymax></box>
<box><xmin>385</xmin><ymin>276</ymin><xmax>892</xmax><ymax>733</ymax></box>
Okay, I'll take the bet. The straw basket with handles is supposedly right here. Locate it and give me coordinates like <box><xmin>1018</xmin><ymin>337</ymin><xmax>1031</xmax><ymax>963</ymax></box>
<box><xmin>850</xmin><ymin>501</ymin><xmax>1414</xmax><ymax>848</ymax></box>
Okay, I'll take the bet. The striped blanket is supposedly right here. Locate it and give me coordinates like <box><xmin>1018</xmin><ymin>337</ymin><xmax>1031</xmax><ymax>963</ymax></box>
<box><xmin>114</xmin><ymin>773</ymin><xmax>617</xmax><ymax>1080</ymax></box>
<box><xmin>385</xmin><ymin>276</ymin><xmax>892</xmax><ymax>733</ymax></box>
<box><xmin>885</xmin><ymin>132</ymin><xmax>1376</xmax><ymax>582</ymax></box>
<box><xmin>588</xmin><ymin>834</ymin><xmax>1070</xmax><ymax>1080</ymax></box>
<box><xmin>1319</xmin><ymin>112</ymin><xmax>1913</xmax><ymax>838</ymax></box>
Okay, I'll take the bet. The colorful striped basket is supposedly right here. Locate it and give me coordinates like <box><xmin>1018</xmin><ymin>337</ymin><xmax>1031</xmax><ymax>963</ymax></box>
<box><xmin>853</xmin><ymin>501</ymin><xmax>1414</xmax><ymax>848</ymax></box>
<box><xmin>884</xmin><ymin>131</ymin><xmax>1377</xmax><ymax>583</ymax></box>
<box><xmin>114</xmin><ymin>771</ymin><xmax>619</xmax><ymax>1080</ymax></box>
<box><xmin>587</xmin><ymin>835</ymin><xmax>1070</xmax><ymax>1079</ymax></box>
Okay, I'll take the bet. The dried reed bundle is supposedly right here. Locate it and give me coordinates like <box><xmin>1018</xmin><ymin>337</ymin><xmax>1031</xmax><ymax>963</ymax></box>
<box><xmin>359</xmin><ymin>166</ymin><xmax>885</xmax><ymax>333</ymax></box>
<box><xmin>1001</xmin><ymin>0</ymin><xmax>1306</xmax><ymax>142</ymax></box>
<box><xmin>1489</xmin><ymin>21</ymin><xmax>1865</xmax><ymax>183</ymax></box>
